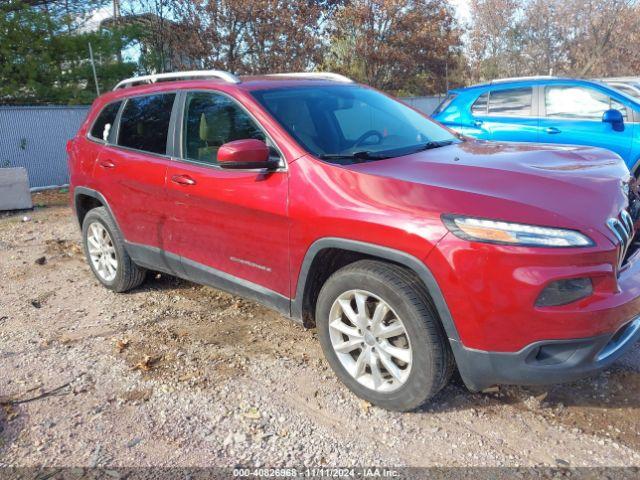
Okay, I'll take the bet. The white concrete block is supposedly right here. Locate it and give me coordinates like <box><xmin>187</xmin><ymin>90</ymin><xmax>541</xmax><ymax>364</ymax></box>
<box><xmin>0</xmin><ymin>167</ymin><xmax>33</xmax><ymax>211</ymax></box>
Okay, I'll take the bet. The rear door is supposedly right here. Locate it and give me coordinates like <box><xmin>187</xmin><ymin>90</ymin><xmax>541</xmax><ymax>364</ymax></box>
<box><xmin>164</xmin><ymin>90</ymin><xmax>290</xmax><ymax>298</ymax></box>
<box><xmin>92</xmin><ymin>92</ymin><xmax>176</xmax><ymax>256</ymax></box>
<box><xmin>538</xmin><ymin>84</ymin><xmax>634</xmax><ymax>161</ymax></box>
<box><xmin>466</xmin><ymin>86</ymin><xmax>539</xmax><ymax>143</ymax></box>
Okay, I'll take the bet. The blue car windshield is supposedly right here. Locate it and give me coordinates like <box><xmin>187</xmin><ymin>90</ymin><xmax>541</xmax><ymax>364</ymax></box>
<box><xmin>251</xmin><ymin>85</ymin><xmax>458</xmax><ymax>161</ymax></box>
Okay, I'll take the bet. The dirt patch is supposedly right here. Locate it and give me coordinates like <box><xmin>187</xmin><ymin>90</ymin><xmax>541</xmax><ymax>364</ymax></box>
<box><xmin>0</xmin><ymin>199</ymin><xmax>639</xmax><ymax>468</ymax></box>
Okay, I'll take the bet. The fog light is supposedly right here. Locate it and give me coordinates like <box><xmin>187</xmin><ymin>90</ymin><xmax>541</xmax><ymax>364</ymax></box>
<box><xmin>535</xmin><ymin>278</ymin><xmax>593</xmax><ymax>307</ymax></box>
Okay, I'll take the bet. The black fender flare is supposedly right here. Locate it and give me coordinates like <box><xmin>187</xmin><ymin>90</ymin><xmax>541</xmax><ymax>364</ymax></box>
<box><xmin>73</xmin><ymin>186</ymin><xmax>121</xmax><ymax>231</ymax></box>
<box><xmin>291</xmin><ymin>237</ymin><xmax>461</xmax><ymax>342</ymax></box>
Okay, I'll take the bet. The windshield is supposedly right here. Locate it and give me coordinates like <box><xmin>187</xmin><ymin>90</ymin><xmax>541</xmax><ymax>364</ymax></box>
<box><xmin>251</xmin><ymin>85</ymin><xmax>458</xmax><ymax>161</ymax></box>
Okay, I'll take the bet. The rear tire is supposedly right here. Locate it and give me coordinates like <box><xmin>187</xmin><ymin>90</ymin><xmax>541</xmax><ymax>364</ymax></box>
<box><xmin>82</xmin><ymin>207</ymin><xmax>146</xmax><ymax>292</ymax></box>
<box><xmin>316</xmin><ymin>260</ymin><xmax>454</xmax><ymax>411</ymax></box>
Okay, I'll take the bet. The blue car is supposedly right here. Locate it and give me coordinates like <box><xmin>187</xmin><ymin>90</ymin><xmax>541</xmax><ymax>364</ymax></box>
<box><xmin>433</xmin><ymin>76</ymin><xmax>640</xmax><ymax>174</ymax></box>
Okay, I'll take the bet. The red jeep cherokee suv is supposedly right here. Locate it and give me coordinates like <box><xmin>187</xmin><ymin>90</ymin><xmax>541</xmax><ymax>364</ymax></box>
<box><xmin>67</xmin><ymin>71</ymin><xmax>640</xmax><ymax>411</ymax></box>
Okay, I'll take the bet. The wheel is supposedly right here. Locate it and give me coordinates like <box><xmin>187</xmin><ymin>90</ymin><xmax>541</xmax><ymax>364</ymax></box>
<box><xmin>316</xmin><ymin>260</ymin><xmax>454</xmax><ymax>411</ymax></box>
<box><xmin>82</xmin><ymin>207</ymin><xmax>146</xmax><ymax>292</ymax></box>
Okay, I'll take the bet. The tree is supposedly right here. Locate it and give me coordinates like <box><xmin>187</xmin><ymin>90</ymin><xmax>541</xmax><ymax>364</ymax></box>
<box><xmin>467</xmin><ymin>0</ymin><xmax>640</xmax><ymax>81</ymax></box>
<box><xmin>0</xmin><ymin>0</ymin><xmax>136</xmax><ymax>104</ymax></box>
<box><xmin>171</xmin><ymin>0</ymin><xmax>341</xmax><ymax>74</ymax></box>
<box><xmin>323</xmin><ymin>0</ymin><xmax>463</xmax><ymax>95</ymax></box>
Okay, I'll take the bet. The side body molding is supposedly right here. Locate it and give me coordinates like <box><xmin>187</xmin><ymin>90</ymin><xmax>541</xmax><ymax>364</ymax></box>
<box><xmin>291</xmin><ymin>238</ymin><xmax>461</xmax><ymax>342</ymax></box>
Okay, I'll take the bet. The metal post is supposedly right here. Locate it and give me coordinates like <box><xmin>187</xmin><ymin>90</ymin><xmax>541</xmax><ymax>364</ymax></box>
<box><xmin>88</xmin><ymin>42</ymin><xmax>100</xmax><ymax>97</ymax></box>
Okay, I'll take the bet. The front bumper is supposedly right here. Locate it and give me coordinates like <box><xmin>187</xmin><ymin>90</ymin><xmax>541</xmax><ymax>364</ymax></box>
<box><xmin>452</xmin><ymin>315</ymin><xmax>640</xmax><ymax>391</ymax></box>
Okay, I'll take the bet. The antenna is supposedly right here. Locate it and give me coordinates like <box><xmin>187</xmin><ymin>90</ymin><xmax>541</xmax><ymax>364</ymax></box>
<box><xmin>88</xmin><ymin>42</ymin><xmax>100</xmax><ymax>96</ymax></box>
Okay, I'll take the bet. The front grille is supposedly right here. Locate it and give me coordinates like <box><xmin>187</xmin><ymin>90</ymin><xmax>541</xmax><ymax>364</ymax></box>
<box><xmin>607</xmin><ymin>210</ymin><xmax>635</xmax><ymax>269</ymax></box>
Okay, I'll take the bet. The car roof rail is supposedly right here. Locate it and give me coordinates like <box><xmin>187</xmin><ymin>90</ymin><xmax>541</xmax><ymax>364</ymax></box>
<box><xmin>262</xmin><ymin>72</ymin><xmax>354</xmax><ymax>83</ymax></box>
<box><xmin>473</xmin><ymin>75</ymin><xmax>558</xmax><ymax>87</ymax></box>
<box><xmin>113</xmin><ymin>70</ymin><xmax>241</xmax><ymax>90</ymax></box>
<box><xmin>599</xmin><ymin>76</ymin><xmax>640</xmax><ymax>82</ymax></box>
<box><xmin>491</xmin><ymin>75</ymin><xmax>557</xmax><ymax>84</ymax></box>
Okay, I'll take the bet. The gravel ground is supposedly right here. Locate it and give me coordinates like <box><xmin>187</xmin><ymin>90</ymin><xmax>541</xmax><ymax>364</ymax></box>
<box><xmin>1</xmin><ymin>190</ymin><xmax>640</xmax><ymax>469</ymax></box>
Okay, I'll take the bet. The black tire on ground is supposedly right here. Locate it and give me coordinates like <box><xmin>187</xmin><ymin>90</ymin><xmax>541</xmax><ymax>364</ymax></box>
<box><xmin>81</xmin><ymin>206</ymin><xmax>146</xmax><ymax>293</ymax></box>
<box><xmin>316</xmin><ymin>259</ymin><xmax>455</xmax><ymax>411</ymax></box>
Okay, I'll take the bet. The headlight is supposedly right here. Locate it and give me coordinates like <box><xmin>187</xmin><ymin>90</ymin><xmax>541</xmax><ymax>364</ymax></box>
<box><xmin>442</xmin><ymin>215</ymin><xmax>594</xmax><ymax>247</ymax></box>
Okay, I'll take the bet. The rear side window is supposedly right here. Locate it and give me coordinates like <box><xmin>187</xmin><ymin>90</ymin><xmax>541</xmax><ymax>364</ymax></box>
<box><xmin>90</xmin><ymin>101</ymin><xmax>121</xmax><ymax>142</ymax></box>
<box><xmin>118</xmin><ymin>93</ymin><xmax>176</xmax><ymax>154</ymax></box>
<box><xmin>487</xmin><ymin>88</ymin><xmax>532</xmax><ymax>116</ymax></box>
<box><xmin>433</xmin><ymin>94</ymin><xmax>457</xmax><ymax>115</ymax></box>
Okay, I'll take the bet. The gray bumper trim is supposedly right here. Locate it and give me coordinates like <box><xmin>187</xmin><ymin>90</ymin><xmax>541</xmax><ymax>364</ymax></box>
<box><xmin>451</xmin><ymin>316</ymin><xmax>640</xmax><ymax>392</ymax></box>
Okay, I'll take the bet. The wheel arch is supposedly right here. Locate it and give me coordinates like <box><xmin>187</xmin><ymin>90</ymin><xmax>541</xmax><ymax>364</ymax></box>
<box><xmin>74</xmin><ymin>187</ymin><xmax>120</xmax><ymax>231</ymax></box>
<box><xmin>291</xmin><ymin>238</ymin><xmax>460</xmax><ymax>342</ymax></box>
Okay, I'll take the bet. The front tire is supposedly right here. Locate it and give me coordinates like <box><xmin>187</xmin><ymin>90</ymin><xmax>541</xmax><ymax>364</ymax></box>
<box><xmin>82</xmin><ymin>207</ymin><xmax>146</xmax><ymax>292</ymax></box>
<box><xmin>316</xmin><ymin>260</ymin><xmax>454</xmax><ymax>411</ymax></box>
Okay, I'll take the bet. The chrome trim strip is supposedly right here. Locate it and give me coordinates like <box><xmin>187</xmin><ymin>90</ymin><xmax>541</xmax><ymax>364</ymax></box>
<box><xmin>264</xmin><ymin>72</ymin><xmax>353</xmax><ymax>83</ymax></box>
<box><xmin>114</xmin><ymin>70</ymin><xmax>241</xmax><ymax>90</ymax></box>
<box><xmin>597</xmin><ymin>317</ymin><xmax>640</xmax><ymax>362</ymax></box>
<box><xmin>607</xmin><ymin>211</ymin><xmax>635</xmax><ymax>268</ymax></box>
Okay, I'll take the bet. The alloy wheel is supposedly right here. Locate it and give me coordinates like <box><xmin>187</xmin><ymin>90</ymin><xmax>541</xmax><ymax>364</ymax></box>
<box><xmin>328</xmin><ymin>289</ymin><xmax>412</xmax><ymax>392</ymax></box>
<box><xmin>86</xmin><ymin>222</ymin><xmax>118</xmax><ymax>282</ymax></box>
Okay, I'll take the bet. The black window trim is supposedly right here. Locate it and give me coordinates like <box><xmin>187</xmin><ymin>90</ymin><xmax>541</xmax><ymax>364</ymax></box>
<box><xmin>171</xmin><ymin>88</ymin><xmax>286</xmax><ymax>172</ymax></box>
<box><xmin>86</xmin><ymin>100</ymin><xmax>125</xmax><ymax>144</ymax></box>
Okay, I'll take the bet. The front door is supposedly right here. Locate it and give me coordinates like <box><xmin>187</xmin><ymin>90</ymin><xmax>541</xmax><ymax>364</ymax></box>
<box><xmin>464</xmin><ymin>86</ymin><xmax>539</xmax><ymax>143</ymax></box>
<box><xmin>165</xmin><ymin>90</ymin><xmax>290</xmax><ymax>299</ymax></box>
<box><xmin>538</xmin><ymin>84</ymin><xmax>634</xmax><ymax>162</ymax></box>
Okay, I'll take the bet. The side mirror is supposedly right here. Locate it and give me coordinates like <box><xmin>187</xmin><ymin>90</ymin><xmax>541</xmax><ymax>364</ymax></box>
<box><xmin>218</xmin><ymin>139</ymin><xmax>279</xmax><ymax>170</ymax></box>
<box><xmin>602</xmin><ymin>109</ymin><xmax>624</xmax><ymax>132</ymax></box>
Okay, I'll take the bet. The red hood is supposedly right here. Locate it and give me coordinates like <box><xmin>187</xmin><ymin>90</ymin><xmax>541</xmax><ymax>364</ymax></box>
<box><xmin>340</xmin><ymin>140</ymin><xmax>631</xmax><ymax>239</ymax></box>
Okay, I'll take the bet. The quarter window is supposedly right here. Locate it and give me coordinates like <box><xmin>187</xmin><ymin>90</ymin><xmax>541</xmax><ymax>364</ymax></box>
<box><xmin>433</xmin><ymin>94</ymin><xmax>457</xmax><ymax>115</ymax></box>
<box><xmin>90</xmin><ymin>101</ymin><xmax>121</xmax><ymax>142</ymax></box>
<box><xmin>471</xmin><ymin>93</ymin><xmax>488</xmax><ymax>115</ymax></box>
<box><xmin>487</xmin><ymin>88</ymin><xmax>532</xmax><ymax>116</ymax></box>
<box><xmin>118</xmin><ymin>93</ymin><xmax>176</xmax><ymax>154</ymax></box>
<box><xmin>182</xmin><ymin>91</ymin><xmax>266</xmax><ymax>165</ymax></box>
<box><xmin>545</xmin><ymin>86</ymin><xmax>628</xmax><ymax>119</ymax></box>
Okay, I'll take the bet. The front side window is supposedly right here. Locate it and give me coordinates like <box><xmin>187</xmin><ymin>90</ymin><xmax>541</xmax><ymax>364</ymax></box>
<box><xmin>182</xmin><ymin>91</ymin><xmax>266</xmax><ymax>165</ymax></box>
<box><xmin>251</xmin><ymin>85</ymin><xmax>457</xmax><ymax>160</ymax></box>
<box><xmin>90</xmin><ymin>101</ymin><xmax>121</xmax><ymax>142</ymax></box>
<box><xmin>609</xmin><ymin>83</ymin><xmax>640</xmax><ymax>100</ymax></box>
<box><xmin>545</xmin><ymin>86</ymin><xmax>627</xmax><ymax>119</ymax></box>
<box><xmin>487</xmin><ymin>88</ymin><xmax>532</xmax><ymax>116</ymax></box>
<box><xmin>118</xmin><ymin>93</ymin><xmax>176</xmax><ymax>154</ymax></box>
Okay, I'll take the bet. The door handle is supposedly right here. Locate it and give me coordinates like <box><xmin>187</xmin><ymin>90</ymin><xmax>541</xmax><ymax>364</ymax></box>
<box><xmin>546</xmin><ymin>127</ymin><xmax>561</xmax><ymax>134</ymax></box>
<box><xmin>98</xmin><ymin>159</ymin><xmax>116</xmax><ymax>169</ymax></box>
<box><xmin>473</xmin><ymin>119</ymin><xmax>484</xmax><ymax>127</ymax></box>
<box><xmin>171</xmin><ymin>174</ymin><xmax>197</xmax><ymax>186</ymax></box>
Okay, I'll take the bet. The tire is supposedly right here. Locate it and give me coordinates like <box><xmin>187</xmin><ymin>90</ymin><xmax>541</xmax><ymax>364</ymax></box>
<box><xmin>316</xmin><ymin>260</ymin><xmax>454</xmax><ymax>411</ymax></box>
<box><xmin>82</xmin><ymin>206</ymin><xmax>146</xmax><ymax>293</ymax></box>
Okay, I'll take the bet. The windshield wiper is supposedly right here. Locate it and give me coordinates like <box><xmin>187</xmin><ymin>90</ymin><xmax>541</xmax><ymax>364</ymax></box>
<box><xmin>318</xmin><ymin>151</ymin><xmax>392</xmax><ymax>161</ymax></box>
<box><xmin>412</xmin><ymin>140</ymin><xmax>455</xmax><ymax>152</ymax></box>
